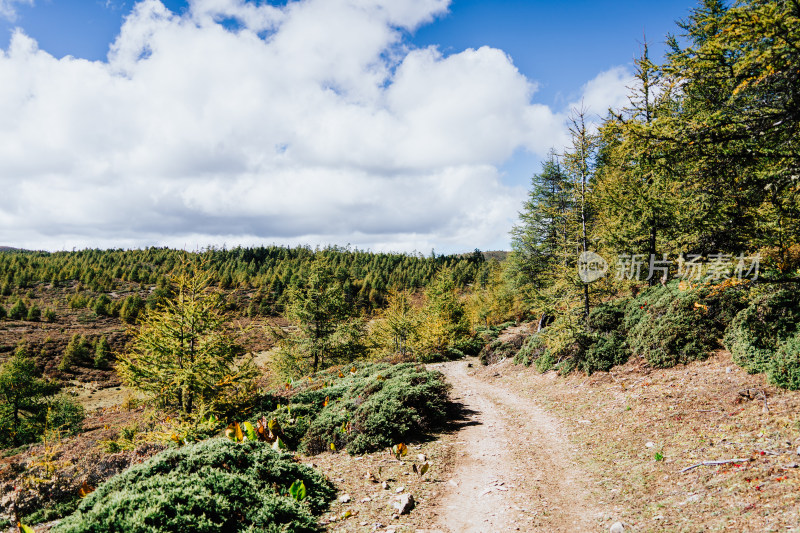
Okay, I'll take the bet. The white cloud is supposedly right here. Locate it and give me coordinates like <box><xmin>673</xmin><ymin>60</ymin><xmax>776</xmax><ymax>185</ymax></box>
<box><xmin>569</xmin><ymin>65</ymin><xmax>634</xmax><ymax>122</ymax></box>
<box><xmin>0</xmin><ymin>0</ymin><xmax>631</xmax><ymax>253</ymax></box>
<box><xmin>0</xmin><ymin>0</ymin><xmax>31</xmax><ymax>22</ymax></box>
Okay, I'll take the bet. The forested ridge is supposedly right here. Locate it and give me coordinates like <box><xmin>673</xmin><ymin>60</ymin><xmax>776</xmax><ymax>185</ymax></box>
<box><xmin>0</xmin><ymin>245</ymin><xmax>488</xmax><ymax>314</ymax></box>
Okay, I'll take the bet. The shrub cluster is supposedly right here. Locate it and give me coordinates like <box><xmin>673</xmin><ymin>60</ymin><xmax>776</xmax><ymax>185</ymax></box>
<box><xmin>55</xmin><ymin>439</ymin><xmax>336</xmax><ymax>533</ymax></box>
<box><xmin>509</xmin><ymin>280</ymin><xmax>758</xmax><ymax>376</ymax></box>
<box><xmin>723</xmin><ymin>288</ymin><xmax>800</xmax><ymax>388</ymax></box>
<box><xmin>258</xmin><ymin>362</ymin><xmax>450</xmax><ymax>455</ymax></box>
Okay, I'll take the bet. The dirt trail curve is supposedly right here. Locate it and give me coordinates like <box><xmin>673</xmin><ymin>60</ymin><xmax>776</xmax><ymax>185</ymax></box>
<box><xmin>429</xmin><ymin>360</ymin><xmax>605</xmax><ymax>532</ymax></box>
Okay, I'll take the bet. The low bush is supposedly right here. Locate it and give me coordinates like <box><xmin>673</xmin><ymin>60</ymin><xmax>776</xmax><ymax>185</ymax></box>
<box><xmin>59</xmin><ymin>334</ymin><xmax>90</xmax><ymax>372</ymax></box>
<box><xmin>768</xmin><ymin>331</ymin><xmax>800</xmax><ymax>390</ymax></box>
<box><xmin>624</xmin><ymin>281</ymin><xmax>747</xmax><ymax>368</ymax></box>
<box><xmin>55</xmin><ymin>439</ymin><xmax>335</xmax><ymax>533</ymax></box>
<box><xmin>479</xmin><ymin>335</ymin><xmax>524</xmax><ymax>365</ymax></box>
<box><xmin>26</xmin><ymin>304</ymin><xmax>41</xmax><ymax>321</ymax></box>
<box><xmin>260</xmin><ymin>362</ymin><xmax>450</xmax><ymax>455</ymax></box>
<box><xmin>513</xmin><ymin>334</ymin><xmax>544</xmax><ymax>366</ymax></box>
<box><xmin>723</xmin><ymin>288</ymin><xmax>800</xmax><ymax>375</ymax></box>
<box><xmin>588</xmin><ymin>301</ymin><xmax>626</xmax><ymax>333</ymax></box>
<box><xmin>45</xmin><ymin>395</ymin><xmax>85</xmax><ymax>436</ymax></box>
<box><xmin>581</xmin><ymin>333</ymin><xmax>628</xmax><ymax>374</ymax></box>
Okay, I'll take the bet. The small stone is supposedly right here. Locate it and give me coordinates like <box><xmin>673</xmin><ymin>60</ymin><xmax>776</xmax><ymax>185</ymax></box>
<box><xmin>417</xmin><ymin>454</ymin><xmax>427</xmax><ymax>462</ymax></box>
<box><xmin>609</xmin><ymin>522</ymin><xmax>625</xmax><ymax>533</ymax></box>
<box><xmin>382</xmin><ymin>481</ymin><xmax>390</xmax><ymax>490</ymax></box>
<box><xmin>395</xmin><ymin>486</ymin><xmax>404</xmax><ymax>493</ymax></box>
<box><xmin>394</xmin><ymin>493</ymin><xmax>415</xmax><ymax>515</ymax></box>
<box><xmin>726</xmin><ymin>367</ymin><xmax>732</xmax><ymax>373</ymax></box>
<box><xmin>339</xmin><ymin>494</ymin><xmax>351</xmax><ymax>503</ymax></box>
<box><xmin>645</xmin><ymin>442</ymin><xmax>655</xmax><ymax>448</ymax></box>
<box><xmin>360</xmin><ymin>497</ymin><xmax>372</xmax><ymax>503</ymax></box>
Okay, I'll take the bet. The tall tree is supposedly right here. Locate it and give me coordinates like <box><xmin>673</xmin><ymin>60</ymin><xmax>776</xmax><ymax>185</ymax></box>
<box><xmin>278</xmin><ymin>258</ymin><xmax>366</xmax><ymax>375</ymax></box>
<box><xmin>659</xmin><ymin>0</ymin><xmax>800</xmax><ymax>256</ymax></box>
<box><xmin>118</xmin><ymin>263</ymin><xmax>256</xmax><ymax>416</ymax></box>
<box><xmin>510</xmin><ymin>151</ymin><xmax>574</xmax><ymax>294</ymax></box>
<box><xmin>0</xmin><ymin>344</ymin><xmax>60</xmax><ymax>446</ymax></box>
<box><xmin>563</xmin><ymin>108</ymin><xmax>598</xmax><ymax>315</ymax></box>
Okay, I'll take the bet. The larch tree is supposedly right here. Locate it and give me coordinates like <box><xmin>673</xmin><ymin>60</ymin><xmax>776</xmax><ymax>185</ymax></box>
<box><xmin>118</xmin><ymin>263</ymin><xmax>257</xmax><ymax>416</ymax></box>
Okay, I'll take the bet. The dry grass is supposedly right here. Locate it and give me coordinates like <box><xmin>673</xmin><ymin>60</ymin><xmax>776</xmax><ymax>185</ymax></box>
<box><xmin>481</xmin><ymin>351</ymin><xmax>800</xmax><ymax>532</ymax></box>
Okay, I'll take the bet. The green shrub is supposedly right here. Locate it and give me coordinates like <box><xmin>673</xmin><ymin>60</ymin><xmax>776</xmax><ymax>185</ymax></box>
<box><xmin>8</xmin><ymin>299</ymin><xmax>27</xmax><ymax>320</ymax></box>
<box><xmin>94</xmin><ymin>336</ymin><xmax>111</xmax><ymax>369</ymax></box>
<box><xmin>43</xmin><ymin>307</ymin><xmax>57</xmax><ymax>322</ymax></box>
<box><xmin>21</xmin><ymin>497</ymin><xmax>80</xmax><ymax>527</ymax></box>
<box><xmin>260</xmin><ymin>362</ymin><xmax>450</xmax><ymax>456</ymax></box>
<box><xmin>55</xmin><ymin>439</ymin><xmax>335</xmax><ymax>533</ymax></box>
<box><xmin>92</xmin><ymin>294</ymin><xmax>112</xmax><ymax>316</ymax></box>
<box><xmin>623</xmin><ymin>282</ymin><xmax>746</xmax><ymax>368</ymax></box>
<box><xmin>589</xmin><ymin>301</ymin><xmax>626</xmax><ymax>333</ymax></box>
<box><xmin>45</xmin><ymin>395</ymin><xmax>85</xmax><ymax>436</ymax></box>
<box><xmin>513</xmin><ymin>334</ymin><xmax>544</xmax><ymax>366</ymax></box>
<box><xmin>68</xmin><ymin>293</ymin><xmax>89</xmax><ymax>309</ymax></box>
<box><xmin>120</xmin><ymin>294</ymin><xmax>145</xmax><ymax>324</ymax></box>
<box><xmin>479</xmin><ymin>335</ymin><xmax>523</xmax><ymax>365</ymax></box>
<box><xmin>768</xmin><ymin>332</ymin><xmax>800</xmax><ymax>390</ymax></box>
<box><xmin>724</xmin><ymin>288</ymin><xmax>800</xmax><ymax>374</ymax></box>
<box><xmin>26</xmin><ymin>303</ymin><xmax>41</xmax><ymax>321</ymax></box>
<box><xmin>534</xmin><ymin>349</ymin><xmax>556</xmax><ymax>372</ymax></box>
<box><xmin>581</xmin><ymin>333</ymin><xmax>629</xmax><ymax>374</ymax></box>
<box><xmin>0</xmin><ymin>304</ymin><xmax>5</xmax><ymax>319</ymax></box>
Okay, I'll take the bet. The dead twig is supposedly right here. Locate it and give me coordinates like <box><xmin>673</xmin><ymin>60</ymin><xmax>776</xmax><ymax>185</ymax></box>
<box><xmin>680</xmin><ymin>458</ymin><xmax>751</xmax><ymax>473</ymax></box>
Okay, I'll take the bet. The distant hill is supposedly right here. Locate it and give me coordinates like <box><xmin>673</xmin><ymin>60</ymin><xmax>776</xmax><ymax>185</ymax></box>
<box><xmin>0</xmin><ymin>246</ymin><xmax>24</xmax><ymax>252</ymax></box>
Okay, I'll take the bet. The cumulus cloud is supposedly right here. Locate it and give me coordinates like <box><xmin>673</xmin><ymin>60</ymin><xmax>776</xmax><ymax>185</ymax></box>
<box><xmin>571</xmin><ymin>65</ymin><xmax>634</xmax><ymax>121</ymax></box>
<box><xmin>0</xmin><ymin>0</ymin><xmax>630</xmax><ymax>253</ymax></box>
<box><xmin>0</xmin><ymin>0</ymin><xmax>31</xmax><ymax>22</ymax></box>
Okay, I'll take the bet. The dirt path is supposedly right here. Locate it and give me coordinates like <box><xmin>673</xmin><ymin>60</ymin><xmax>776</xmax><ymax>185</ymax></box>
<box><xmin>430</xmin><ymin>359</ymin><xmax>605</xmax><ymax>532</ymax></box>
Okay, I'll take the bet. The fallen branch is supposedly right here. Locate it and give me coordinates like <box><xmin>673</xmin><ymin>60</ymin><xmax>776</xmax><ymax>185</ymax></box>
<box><xmin>680</xmin><ymin>458</ymin><xmax>751</xmax><ymax>473</ymax></box>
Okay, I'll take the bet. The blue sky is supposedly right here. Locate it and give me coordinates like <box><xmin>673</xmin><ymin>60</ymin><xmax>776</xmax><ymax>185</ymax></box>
<box><xmin>0</xmin><ymin>0</ymin><xmax>696</xmax><ymax>252</ymax></box>
<box><xmin>2</xmin><ymin>0</ymin><xmax>692</xmax><ymax>105</ymax></box>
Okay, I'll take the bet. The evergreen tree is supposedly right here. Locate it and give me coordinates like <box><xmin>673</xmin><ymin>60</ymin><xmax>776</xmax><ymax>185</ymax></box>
<box><xmin>8</xmin><ymin>299</ymin><xmax>27</xmax><ymax>320</ymax></box>
<box><xmin>59</xmin><ymin>334</ymin><xmax>90</xmax><ymax>371</ymax></box>
<box><xmin>277</xmin><ymin>258</ymin><xmax>366</xmax><ymax>375</ymax></box>
<box><xmin>509</xmin><ymin>152</ymin><xmax>573</xmax><ymax>294</ymax></box>
<box><xmin>0</xmin><ymin>344</ymin><xmax>60</xmax><ymax>446</ymax></box>
<box><xmin>118</xmin><ymin>264</ymin><xmax>257</xmax><ymax>415</ymax></box>
<box><xmin>94</xmin><ymin>336</ymin><xmax>111</xmax><ymax>369</ymax></box>
<box><xmin>370</xmin><ymin>290</ymin><xmax>419</xmax><ymax>358</ymax></box>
